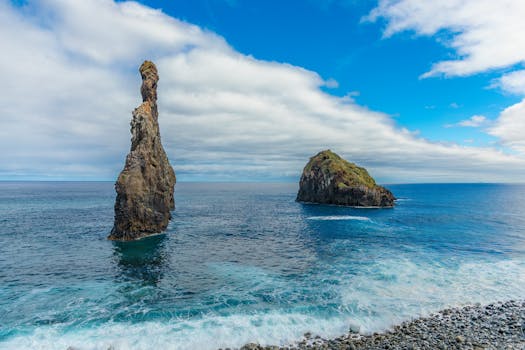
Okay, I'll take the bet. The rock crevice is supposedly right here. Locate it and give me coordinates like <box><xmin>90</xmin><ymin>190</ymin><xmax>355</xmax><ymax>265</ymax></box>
<box><xmin>109</xmin><ymin>61</ymin><xmax>176</xmax><ymax>241</ymax></box>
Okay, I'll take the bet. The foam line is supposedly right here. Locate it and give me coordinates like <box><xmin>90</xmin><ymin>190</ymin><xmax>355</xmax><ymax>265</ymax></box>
<box><xmin>306</xmin><ymin>215</ymin><xmax>371</xmax><ymax>221</ymax></box>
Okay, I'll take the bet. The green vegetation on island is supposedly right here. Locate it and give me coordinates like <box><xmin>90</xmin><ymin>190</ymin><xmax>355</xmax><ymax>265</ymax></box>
<box><xmin>297</xmin><ymin>149</ymin><xmax>395</xmax><ymax>207</ymax></box>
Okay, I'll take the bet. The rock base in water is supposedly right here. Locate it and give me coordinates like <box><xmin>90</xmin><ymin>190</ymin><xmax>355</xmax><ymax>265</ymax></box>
<box><xmin>296</xmin><ymin>150</ymin><xmax>395</xmax><ymax>207</ymax></box>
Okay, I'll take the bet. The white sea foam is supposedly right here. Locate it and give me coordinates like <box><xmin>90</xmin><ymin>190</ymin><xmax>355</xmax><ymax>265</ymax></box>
<box><xmin>338</xmin><ymin>258</ymin><xmax>525</xmax><ymax>333</ymax></box>
<box><xmin>0</xmin><ymin>313</ymin><xmax>349</xmax><ymax>350</ymax></box>
<box><xmin>2</xmin><ymin>258</ymin><xmax>524</xmax><ymax>350</ymax></box>
<box><xmin>306</xmin><ymin>215</ymin><xmax>371</xmax><ymax>221</ymax></box>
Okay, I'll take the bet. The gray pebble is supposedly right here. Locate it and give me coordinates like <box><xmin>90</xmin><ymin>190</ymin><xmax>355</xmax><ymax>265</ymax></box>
<box><xmin>236</xmin><ymin>300</ymin><xmax>525</xmax><ymax>350</ymax></box>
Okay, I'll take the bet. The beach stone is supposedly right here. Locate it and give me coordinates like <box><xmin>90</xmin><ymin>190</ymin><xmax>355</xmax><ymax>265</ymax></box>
<box><xmin>252</xmin><ymin>300</ymin><xmax>525</xmax><ymax>350</ymax></box>
<box><xmin>304</xmin><ymin>332</ymin><xmax>312</xmax><ymax>339</ymax></box>
<box><xmin>240</xmin><ymin>344</ymin><xmax>261</xmax><ymax>350</ymax></box>
<box><xmin>108</xmin><ymin>61</ymin><xmax>176</xmax><ymax>241</ymax></box>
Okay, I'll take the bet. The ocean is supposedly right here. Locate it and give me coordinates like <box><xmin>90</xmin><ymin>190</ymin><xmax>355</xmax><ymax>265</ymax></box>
<box><xmin>0</xmin><ymin>182</ymin><xmax>524</xmax><ymax>349</ymax></box>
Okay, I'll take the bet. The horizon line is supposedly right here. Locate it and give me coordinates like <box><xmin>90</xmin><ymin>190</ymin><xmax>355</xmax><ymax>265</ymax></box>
<box><xmin>1</xmin><ymin>180</ymin><xmax>524</xmax><ymax>185</ymax></box>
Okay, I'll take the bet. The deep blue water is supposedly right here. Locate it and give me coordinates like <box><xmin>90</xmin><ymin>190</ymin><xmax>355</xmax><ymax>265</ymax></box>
<box><xmin>0</xmin><ymin>182</ymin><xmax>524</xmax><ymax>349</ymax></box>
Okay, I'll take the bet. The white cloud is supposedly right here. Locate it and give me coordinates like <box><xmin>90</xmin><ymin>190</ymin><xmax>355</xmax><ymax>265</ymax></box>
<box><xmin>445</xmin><ymin>115</ymin><xmax>488</xmax><ymax>128</ymax></box>
<box><xmin>368</xmin><ymin>0</ymin><xmax>525</xmax><ymax>157</ymax></box>
<box><xmin>495</xmin><ymin>70</ymin><xmax>525</xmax><ymax>95</ymax></box>
<box><xmin>35</xmin><ymin>0</ymin><xmax>227</xmax><ymax>64</ymax></box>
<box><xmin>1</xmin><ymin>0</ymin><xmax>525</xmax><ymax>182</ymax></box>
<box><xmin>366</xmin><ymin>0</ymin><xmax>525</xmax><ymax>78</ymax></box>
<box><xmin>489</xmin><ymin>101</ymin><xmax>525</xmax><ymax>153</ymax></box>
<box><xmin>324</xmin><ymin>78</ymin><xmax>339</xmax><ymax>88</ymax></box>
<box><xmin>459</xmin><ymin>115</ymin><xmax>487</xmax><ymax>127</ymax></box>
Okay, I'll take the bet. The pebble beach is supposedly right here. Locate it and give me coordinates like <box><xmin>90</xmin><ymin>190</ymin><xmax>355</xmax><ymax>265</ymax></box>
<box><xmin>237</xmin><ymin>300</ymin><xmax>525</xmax><ymax>350</ymax></box>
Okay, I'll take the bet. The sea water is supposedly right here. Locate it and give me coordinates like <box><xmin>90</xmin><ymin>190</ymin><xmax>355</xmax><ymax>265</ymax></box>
<box><xmin>0</xmin><ymin>182</ymin><xmax>524</xmax><ymax>349</ymax></box>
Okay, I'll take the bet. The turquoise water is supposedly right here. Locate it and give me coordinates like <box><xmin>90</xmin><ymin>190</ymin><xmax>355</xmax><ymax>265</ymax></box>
<box><xmin>0</xmin><ymin>182</ymin><xmax>524</xmax><ymax>349</ymax></box>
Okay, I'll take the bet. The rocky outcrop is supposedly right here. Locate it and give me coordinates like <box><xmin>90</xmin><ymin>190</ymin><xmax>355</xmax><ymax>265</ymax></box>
<box><xmin>296</xmin><ymin>150</ymin><xmax>395</xmax><ymax>207</ymax></box>
<box><xmin>108</xmin><ymin>61</ymin><xmax>176</xmax><ymax>241</ymax></box>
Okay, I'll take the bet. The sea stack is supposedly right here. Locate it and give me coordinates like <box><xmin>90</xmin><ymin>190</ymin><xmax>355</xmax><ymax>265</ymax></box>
<box><xmin>296</xmin><ymin>150</ymin><xmax>395</xmax><ymax>207</ymax></box>
<box><xmin>109</xmin><ymin>61</ymin><xmax>176</xmax><ymax>241</ymax></box>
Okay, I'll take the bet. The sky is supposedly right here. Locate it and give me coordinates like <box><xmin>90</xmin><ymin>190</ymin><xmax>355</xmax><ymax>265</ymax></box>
<box><xmin>1</xmin><ymin>0</ymin><xmax>525</xmax><ymax>182</ymax></box>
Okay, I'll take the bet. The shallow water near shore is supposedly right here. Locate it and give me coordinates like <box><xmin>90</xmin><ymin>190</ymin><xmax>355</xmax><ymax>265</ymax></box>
<box><xmin>0</xmin><ymin>182</ymin><xmax>524</xmax><ymax>350</ymax></box>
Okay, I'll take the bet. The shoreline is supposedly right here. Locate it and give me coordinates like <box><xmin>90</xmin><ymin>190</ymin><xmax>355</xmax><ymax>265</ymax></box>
<box><xmin>236</xmin><ymin>300</ymin><xmax>525</xmax><ymax>350</ymax></box>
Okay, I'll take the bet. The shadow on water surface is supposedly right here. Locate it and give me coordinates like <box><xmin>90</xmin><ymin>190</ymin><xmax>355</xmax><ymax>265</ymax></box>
<box><xmin>112</xmin><ymin>234</ymin><xmax>168</xmax><ymax>286</ymax></box>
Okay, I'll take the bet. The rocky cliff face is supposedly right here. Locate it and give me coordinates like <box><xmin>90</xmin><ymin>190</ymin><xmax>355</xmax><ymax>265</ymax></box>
<box><xmin>108</xmin><ymin>61</ymin><xmax>176</xmax><ymax>241</ymax></box>
<box><xmin>296</xmin><ymin>150</ymin><xmax>395</xmax><ymax>207</ymax></box>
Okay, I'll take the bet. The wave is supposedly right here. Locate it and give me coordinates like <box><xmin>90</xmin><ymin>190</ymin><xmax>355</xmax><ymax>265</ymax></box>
<box><xmin>306</xmin><ymin>215</ymin><xmax>371</xmax><ymax>221</ymax></box>
<box><xmin>0</xmin><ymin>312</ymin><xmax>349</xmax><ymax>350</ymax></box>
<box><xmin>2</xmin><ymin>258</ymin><xmax>524</xmax><ymax>350</ymax></box>
<box><xmin>337</xmin><ymin>258</ymin><xmax>525</xmax><ymax>331</ymax></box>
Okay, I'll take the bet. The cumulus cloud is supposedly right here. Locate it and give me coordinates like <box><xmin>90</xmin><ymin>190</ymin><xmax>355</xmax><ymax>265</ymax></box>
<box><xmin>368</xmin><ymin>0</ymin><xmax>525</xmax><ymax>158</ymax></box>
<box><xmin>488</xmin><ymin>101</ymin><xmax>525</xmax><ymax>154</ymax></box>
<box><xmin>495</xmin><ymin>70</ymin><xmax>525</xmax><ymax>95</ymax></box>
<box><xmin>445</xmin><ymin>115</ymin><xmax>488</xmax><ymax>128</ymax></box>
<box><xmin>458</xmin><ymin>115</ymin><xmax>488</xmax><ymax>127</ymax></box>
<box><xmin>1</xmin><ymin>0</ymin><xmax>525</xmax><ymax>182</ymax></box>
<box><xmin>366</xmin><ymin>0</ymin><xmax>525</xmax><ymax>78</ymax></box>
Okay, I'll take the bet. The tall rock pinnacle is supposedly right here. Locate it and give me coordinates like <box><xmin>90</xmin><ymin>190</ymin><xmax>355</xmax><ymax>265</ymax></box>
<box><xmin>108</xmin><ymin>61</ymin><xmax>176</xmax><ymax>241</ymax></box>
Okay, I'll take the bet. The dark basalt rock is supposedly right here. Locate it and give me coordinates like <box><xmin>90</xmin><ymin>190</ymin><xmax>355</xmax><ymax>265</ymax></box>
<box><xmin>108</xmin><ymin>61</ymin><xmax>176</xmax><ymax>241</ymax></box>
<box><xmin>296</xmin><ymin>150</ymin><xmax>395</xmax><ymax>207</ymax></box>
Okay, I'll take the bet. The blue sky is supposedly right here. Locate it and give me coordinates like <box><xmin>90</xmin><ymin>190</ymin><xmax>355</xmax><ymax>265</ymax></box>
<box><xmin>138</xmin><ymin>0</ymin><xmax>520</xmax><ymax>145</ymax></box>
<box><xmin>1</xmin><ymin>0</ymin><xmax>525</xmax><ymax>182</ymax></box>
